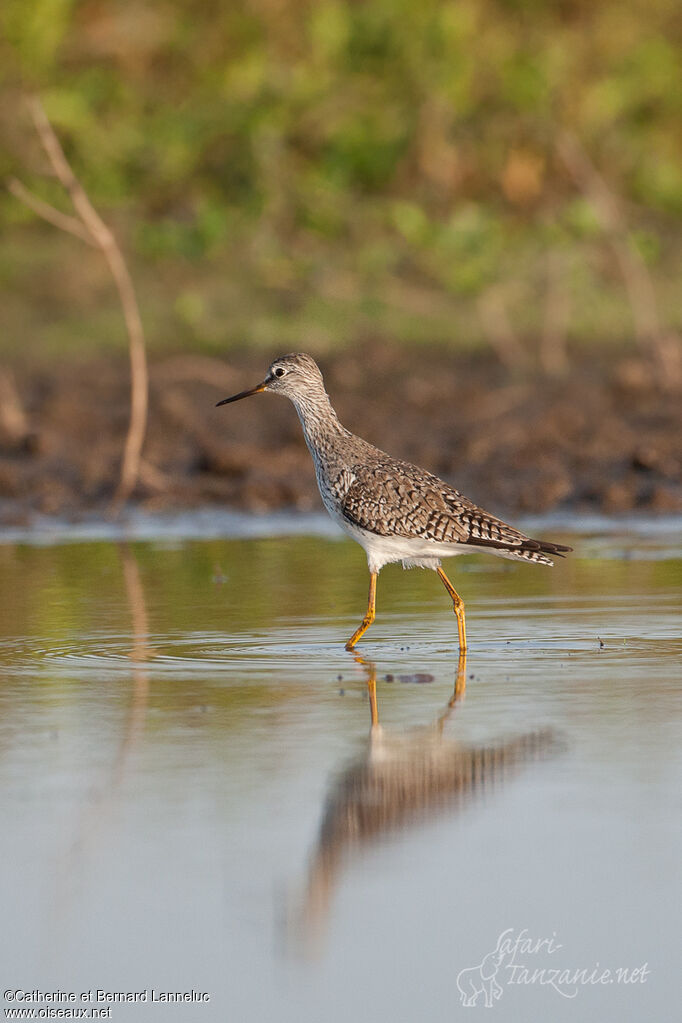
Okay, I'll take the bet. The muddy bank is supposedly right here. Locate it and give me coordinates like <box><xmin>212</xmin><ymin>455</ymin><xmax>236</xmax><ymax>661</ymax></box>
<box><xmin>0</xmin><ymin>344</ymin><xmax>680</xmax><ymax>526</ymax></box>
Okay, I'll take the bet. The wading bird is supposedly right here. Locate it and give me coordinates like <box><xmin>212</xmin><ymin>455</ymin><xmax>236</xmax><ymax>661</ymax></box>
<box><xmin>217</xmin><ymin>354</ymin><xmax>571</xmax><ymax>650</ymax></box>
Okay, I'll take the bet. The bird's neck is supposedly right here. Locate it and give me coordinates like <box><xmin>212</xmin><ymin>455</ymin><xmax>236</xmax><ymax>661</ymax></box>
<box><xmin>291</xmin><ymin>390</ymin><xmax>350</xmax><ymax>463</ymax></box>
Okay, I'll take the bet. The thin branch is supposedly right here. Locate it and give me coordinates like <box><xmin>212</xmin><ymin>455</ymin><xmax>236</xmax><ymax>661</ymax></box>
<box><xmin>7</xmin><ymin>178</ymin><xmax>97</xmax><ymax>245</ymax></box>
<box><xmin>0</xmin><ymin>367</ymin><xmax>30</xmax><ymax>444</ymax></box>
<box><xmin>556</xmin><ymin>131</ymin><xmax>666</xmax><ymax>380</ymax></box>
<box><xmin>16</xmin><ymin>97</ymin><xmax>149</xmax><ymax>509</ymax></box>
<box><xmin>477</xmin><ymin>288</ymin><xmax>531</xmax><ymax>372</ymax></box>
<box><xmin>27</xmin><ymin>98</ymin><xmax>112</xmax><ymax>248</ymax></box>
<box><xmin>540</xmin><ymin>249</ymin><xmax>570</xmax><ymax>377</ymax></box>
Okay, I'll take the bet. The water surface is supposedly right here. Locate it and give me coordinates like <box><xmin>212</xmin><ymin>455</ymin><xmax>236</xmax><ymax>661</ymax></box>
<box><xmin>0</xmin><ymin>517</ymin><xmax>680</xmax><ymax>1021</ymax></box>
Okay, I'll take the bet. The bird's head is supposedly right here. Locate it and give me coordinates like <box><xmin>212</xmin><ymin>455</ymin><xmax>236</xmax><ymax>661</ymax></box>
<box><xmin>216</xmin><ymin>353</ymin><xmax>326</xmax><ymax>407</ymax></box>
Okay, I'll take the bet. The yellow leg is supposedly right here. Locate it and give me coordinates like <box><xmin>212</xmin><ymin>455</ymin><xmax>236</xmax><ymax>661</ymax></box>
<box><xmin>366</xmin><ymin>668</ymin><xmax>379</xmax><ymax>729</ymax></box>
<box><xmin>345</xmin><ymin>572</ymin><xmax>377</xmax><ymax>650</ymax></box>
<box><xmin>349</xmin><ymin>651</ymin><xmax>380</xmax><ymax>728</ymax></box>
<box><xmin>349</xmin><ymin>654</ymin><xmax>382</xmax><ymax>728</ymax></box>
<box><xmin>437</xmin><ymin>566</ymin><xmax>467</xmax><ymax>653</ymax></box>
<box><xmin>452</xmin><ymin>649</ymin><xmax>467</xmax><ymax>704</ymax></box>
<box><xmin>438</xmin><ymin>650</ymin><xmax>468</xmax><ymax>728</ymax></box>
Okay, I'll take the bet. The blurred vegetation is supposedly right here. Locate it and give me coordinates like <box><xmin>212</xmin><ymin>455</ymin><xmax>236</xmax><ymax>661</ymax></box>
<box><xmin>1</xmin><ymin>0</ymin><xmax>681</xmax><ymax>361</ymax></box>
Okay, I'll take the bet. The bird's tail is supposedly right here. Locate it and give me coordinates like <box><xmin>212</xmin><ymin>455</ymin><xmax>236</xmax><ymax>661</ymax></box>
<box><xmin>468</xmin><ymin>536</ymin><xmax>573</xmax><ymax>566</ymax></box>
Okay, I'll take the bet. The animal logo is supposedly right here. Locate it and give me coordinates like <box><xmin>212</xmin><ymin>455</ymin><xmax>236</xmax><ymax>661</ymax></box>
<box><xmin>456</xmin><ymin>937</ymin><xmax>507</xmax><ymax>1008</ymax></box>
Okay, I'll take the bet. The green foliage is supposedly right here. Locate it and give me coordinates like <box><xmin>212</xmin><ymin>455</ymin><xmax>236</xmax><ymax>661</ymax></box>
<box><xmin>1</xmin><ymin>0</ymin><xmax>681</xmax><ymax>356</ymax></box>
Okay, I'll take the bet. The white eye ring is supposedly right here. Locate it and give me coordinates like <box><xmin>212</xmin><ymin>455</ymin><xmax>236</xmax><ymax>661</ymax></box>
<box><xmin>274</xmin><ymin>367</ymin><xmax>286</xmax><ymax>377</ymax></box>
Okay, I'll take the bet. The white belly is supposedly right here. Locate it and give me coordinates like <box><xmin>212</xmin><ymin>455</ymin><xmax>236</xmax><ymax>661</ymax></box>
<box><xmin>337</xmin><ymin>517</ymin><xmax>471</xmax><ymax>573</ymax></box>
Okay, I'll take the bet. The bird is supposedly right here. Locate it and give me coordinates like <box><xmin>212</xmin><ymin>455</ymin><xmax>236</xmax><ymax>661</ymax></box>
<box><xmin>216</xmin><ymin>353</ymin><xmax>572</xmax><ymax>651</ymax></box>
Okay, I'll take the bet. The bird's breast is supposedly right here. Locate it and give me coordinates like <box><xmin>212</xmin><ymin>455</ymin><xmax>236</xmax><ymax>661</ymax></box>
<box><xmin>313</xmin><ymin>461</ymin><xmax>354</xmax><ymax>516</ymax></box>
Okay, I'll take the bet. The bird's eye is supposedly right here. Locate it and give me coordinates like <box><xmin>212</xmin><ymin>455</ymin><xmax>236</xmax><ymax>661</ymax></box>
<box><xmin>274</xmin><ymin>367</ymin><xmax>285</xmax><ymax>377</ymax></box>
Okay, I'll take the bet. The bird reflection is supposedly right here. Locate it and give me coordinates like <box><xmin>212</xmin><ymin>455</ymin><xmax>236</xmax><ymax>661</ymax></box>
<box><xmin>298</xmin><ymin>652</ymin><xmax>555</xmax><ymax>945</ymax></box>
<box><xmin>363</xmin><ymin>651</ymin><xmax>467</xmax><ymax>730</ymax></box>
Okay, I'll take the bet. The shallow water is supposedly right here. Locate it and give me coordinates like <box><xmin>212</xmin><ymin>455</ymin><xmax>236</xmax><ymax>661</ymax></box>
<box><xmin>0</xmin><ymin>516</ymin><xmax>680</xmax><ymax>1022</ymax></box>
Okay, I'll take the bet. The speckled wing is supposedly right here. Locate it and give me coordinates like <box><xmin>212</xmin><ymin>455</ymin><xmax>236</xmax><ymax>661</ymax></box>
<box><xmin>341</xmin><ymin>459</ymin><xmax>570</xmax><ymax>560</ymax></box>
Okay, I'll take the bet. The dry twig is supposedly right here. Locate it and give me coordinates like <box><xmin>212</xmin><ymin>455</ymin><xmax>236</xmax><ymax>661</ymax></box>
<box><xmin>556</xmin><ymin>131</ymin><xmax>675</xmax><ymax>388</ymax></box>
<box><xmin>7</xmin><ymin>178</ymin><xmax>96</xmax><ymax>245</ymax></box>
<box><xmin>540</xmin><ymin>249</ymin><xmax>570</xmax><ymax>377</ymax></box>
<box><xmin>477</xmin><ymin>288</ymin><xmax>531</xmax><ymax>372</ymax></box>
<box><xmin>9</xmin><ymin>96</ymin><xmax>149</xmax><ymax>507</ymax></box>
<box><xmin>0</xmin><ymin>367</ymin><xmax>30</xmax><ymax>444</ymax></box>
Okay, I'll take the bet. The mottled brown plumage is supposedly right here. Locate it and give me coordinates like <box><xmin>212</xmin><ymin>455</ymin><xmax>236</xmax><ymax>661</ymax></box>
<box><xmin>339</xmin><ymin>457</ymin><xmax>570</xmax><ymax>564</ymax></box>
